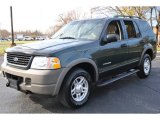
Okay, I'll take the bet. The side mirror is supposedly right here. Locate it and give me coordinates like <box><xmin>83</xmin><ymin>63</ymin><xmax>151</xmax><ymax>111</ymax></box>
<box><xmin>102</xmin><ymin>34</ymin><xmax>118</xmax><ymax>43</ymax></box>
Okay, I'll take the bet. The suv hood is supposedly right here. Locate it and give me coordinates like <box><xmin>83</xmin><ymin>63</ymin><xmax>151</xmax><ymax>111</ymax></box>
<box><xmin>6</xmin><ymin>39</ymin><xmax>93</xmax><ymax>55</ymax></box>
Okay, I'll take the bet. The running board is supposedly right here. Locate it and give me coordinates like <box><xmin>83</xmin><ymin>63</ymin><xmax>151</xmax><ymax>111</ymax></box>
<box><xmin>97</xmin><ymin>69</ymin><xmax>140</xmax><ymax>87</ymax></box>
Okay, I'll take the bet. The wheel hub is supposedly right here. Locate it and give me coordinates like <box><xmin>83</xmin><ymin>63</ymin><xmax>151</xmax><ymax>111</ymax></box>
<box><xmin>75</xmin><ymin>84</ymin><xmax>83</xmax><ymax>93</ymax></box>
<box><xmin>144</xmin><ymin>57</ymin><xmax>150</xmax><ymax>75</ymax></box>
<box><xmin>71</xmin><ymin>76</ymin><xmax>89</xmax><ymax>102</ymax></box>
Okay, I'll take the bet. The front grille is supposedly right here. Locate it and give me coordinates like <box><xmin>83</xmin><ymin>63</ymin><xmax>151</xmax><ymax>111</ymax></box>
<box><xmin>7</xmin><ymin>53</ymin><xmax>32</xmax><ymax>68</ymax></box>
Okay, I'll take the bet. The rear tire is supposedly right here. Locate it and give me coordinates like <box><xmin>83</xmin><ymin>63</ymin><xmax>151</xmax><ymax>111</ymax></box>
<box><xmin>58</xmin><ymin>68</ymin><xmax>92</xmax><ymax>109</ymax></box>
<box><xmin>137</xmin><ymin>54</ymin><xmax>151</xmax><ymax>78</ymax></box>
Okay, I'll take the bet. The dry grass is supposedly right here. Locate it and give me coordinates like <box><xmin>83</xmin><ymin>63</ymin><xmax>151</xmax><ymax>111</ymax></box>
<box><xmin>0</xmin><ymin>40</ymin><xmax>36</xmax><ymax>56</ymax></box>
<box><xmin>0</xmin><ymin>46</ymin><xmax>9</xmax><ymax>56</ymax></box>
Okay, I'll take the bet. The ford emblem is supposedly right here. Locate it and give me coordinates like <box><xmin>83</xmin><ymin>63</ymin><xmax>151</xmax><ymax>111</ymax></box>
<box><xmin>13</xmin><ymin>57</ymin><xmax>18</xmax><ymax>62</ymax></box>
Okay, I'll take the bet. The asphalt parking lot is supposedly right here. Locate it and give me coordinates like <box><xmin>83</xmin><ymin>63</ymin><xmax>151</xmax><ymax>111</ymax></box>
<box><xmin>0</xmin><ymin>53</ymin><xmax>160</xmax><ymax>113</ymax></box>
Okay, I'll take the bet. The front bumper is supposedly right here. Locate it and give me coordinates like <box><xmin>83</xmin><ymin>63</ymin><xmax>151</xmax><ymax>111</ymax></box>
<box><xmin>1</xmin><ymin>63</ymin><xmax>65</xmax><ymax>96</ymax></box>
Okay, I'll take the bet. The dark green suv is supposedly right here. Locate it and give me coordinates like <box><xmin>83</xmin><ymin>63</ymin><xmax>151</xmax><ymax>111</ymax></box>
<box><xmin>1</xmin><ymin>16</ymin><xmax>157</xmax><ymax>108</ymax></box>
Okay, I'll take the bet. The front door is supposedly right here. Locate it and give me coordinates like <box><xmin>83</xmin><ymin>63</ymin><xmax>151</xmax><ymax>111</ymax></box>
<box><xmin>97</xmin><ymin>20</ymin><xmax>129</xmax><ymax>77</ymax></box>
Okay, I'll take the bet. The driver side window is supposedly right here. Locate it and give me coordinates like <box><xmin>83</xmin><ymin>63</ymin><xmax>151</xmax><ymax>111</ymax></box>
<box><xmin>106</xmin><ymin>20</ymin><xmax>123</xmax><ymax>40</ymax></box>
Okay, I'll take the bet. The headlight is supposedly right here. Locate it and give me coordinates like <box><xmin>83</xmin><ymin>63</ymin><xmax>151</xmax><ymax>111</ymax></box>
<box><xmin>3</xmin><ymin>53</ymin><xmax>7</xmax><ymax>64</ymax></box>
<box><xmin>31</xmin><ymin>56</ymin><xmax>61</xmax><ymax>69</ymax></box>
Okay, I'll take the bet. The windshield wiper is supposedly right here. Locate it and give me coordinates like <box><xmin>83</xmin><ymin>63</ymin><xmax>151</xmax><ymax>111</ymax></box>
<box><xmin>59</xmin><ymin>37</ymin><xmax>75</xmax><ymax>39</ymax></box>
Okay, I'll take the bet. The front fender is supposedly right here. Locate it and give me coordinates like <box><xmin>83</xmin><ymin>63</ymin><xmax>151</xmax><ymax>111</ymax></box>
<box><xmin>53</xmin><ymin>58</ymin><xmax>98</xmax><ymax>96</ymax></box>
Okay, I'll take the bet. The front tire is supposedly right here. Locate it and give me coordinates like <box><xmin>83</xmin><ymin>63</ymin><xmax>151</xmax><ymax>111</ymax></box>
<box><xmin>137</xmin><ymin>54</ymin><xmax>151</xmax><ymax>78</ymax></box>
<box><xmin>59</xmin><ymin>68</ymin><xmax>91</xmax><ymax>109</ymax></box>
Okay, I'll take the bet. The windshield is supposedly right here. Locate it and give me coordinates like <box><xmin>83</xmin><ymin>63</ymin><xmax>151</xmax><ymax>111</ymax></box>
<box><xmin>51</xmin><ymin>19</ymin><xmax>105</xmax><ymax>40</ymax></box>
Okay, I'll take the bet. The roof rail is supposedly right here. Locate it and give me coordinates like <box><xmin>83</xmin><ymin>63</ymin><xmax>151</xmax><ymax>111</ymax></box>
<box><xmin>114</xmin><ymin>15</ymin><xmax>142</xmax><ymax>19</ymax></box>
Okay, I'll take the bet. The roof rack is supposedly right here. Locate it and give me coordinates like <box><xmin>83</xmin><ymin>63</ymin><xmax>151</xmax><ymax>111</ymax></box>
<box><xmin>114</xmin><ymin>15</ymin><xmax>142</xmax><ymax>19</ymax></box>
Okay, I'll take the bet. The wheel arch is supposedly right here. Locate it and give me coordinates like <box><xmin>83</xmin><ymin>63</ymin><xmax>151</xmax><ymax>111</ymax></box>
<box><xmin>53</xmin><ymin>58</ymin><xmax>98</xmax><ymax>96</ymax></box>
<box><xmin>139</xmin><ymin>45</ymin><xmax>154</xmax><ymax>66</ymax></box>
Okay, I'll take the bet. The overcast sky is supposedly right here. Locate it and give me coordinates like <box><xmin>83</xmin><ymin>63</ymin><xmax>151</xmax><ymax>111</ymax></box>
<box><xmin>0</xmin><ymin>0</ymin><xmax>159</xmax><ymax>33</ymax></box>
<box><xmin>0</xmin><ymin>0</ymin><xmax>102</xmax><ymax>33</ymax></box>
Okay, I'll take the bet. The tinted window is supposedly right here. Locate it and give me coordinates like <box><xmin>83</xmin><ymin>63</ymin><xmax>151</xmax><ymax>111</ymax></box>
<box><xmin>137</xmin><ymin>21</ymin><xmax>154</xmax><ymax>37</ymax></box>
<box><xmin>124</xmin><ymin>20</ymin><xmax>137</xmax><ymax>39</ymax></box>
<box><xmin>133</xmin><ymin>21</ymin><xmax>141</xmax><ymax>38</ymax></box>
<box><xmin>139</xmin><ymin>21</ymin><xmax>151</xmax><ymax>32</ymax></box>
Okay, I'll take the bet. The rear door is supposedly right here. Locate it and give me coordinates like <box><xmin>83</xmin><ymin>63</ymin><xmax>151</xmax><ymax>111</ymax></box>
<box><xmin>122</xmin><ymin>20</ymin><xmax>143</xmax><ymax>66</ymax></box>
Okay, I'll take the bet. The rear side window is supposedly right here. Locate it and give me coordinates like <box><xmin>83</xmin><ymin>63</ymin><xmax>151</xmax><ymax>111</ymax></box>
<box><xmin>124</xmin><ymin>20</ymin><xmax>137</xmax><ymax>39</ymax></box>
<box><xmin>139</xmin><ymin>21</ymin><xmax>151</xmax><ymax>32</ymax></box>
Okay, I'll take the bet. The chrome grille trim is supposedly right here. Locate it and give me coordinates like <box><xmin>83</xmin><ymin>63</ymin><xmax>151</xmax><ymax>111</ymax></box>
<box><xmin>7</xmin><ymin>53</ymin><xmax>32</xmax><ymax>68</ymax></box>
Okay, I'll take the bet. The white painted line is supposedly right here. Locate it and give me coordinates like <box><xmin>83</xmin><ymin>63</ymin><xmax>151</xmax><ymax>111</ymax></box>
<box><xmin>157</xmin><ymin>56</ymin><xmax>160</xmax><ymax>58</ymax></box>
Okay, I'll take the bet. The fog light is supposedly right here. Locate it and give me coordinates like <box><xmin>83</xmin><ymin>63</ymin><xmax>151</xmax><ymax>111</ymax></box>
<box><xmin>25</xmin><ymin>78</ymin><xmax>31</xmax><ymax>85</ymax></box>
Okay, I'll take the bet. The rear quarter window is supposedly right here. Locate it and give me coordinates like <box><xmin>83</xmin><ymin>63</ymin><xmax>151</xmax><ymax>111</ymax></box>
<box><xmin>137</xmin><ymin>21</ymin><xmax>154</xmax><ymax>37</ymax></box>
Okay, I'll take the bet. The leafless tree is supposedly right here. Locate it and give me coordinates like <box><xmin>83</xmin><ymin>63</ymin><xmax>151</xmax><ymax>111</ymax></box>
<box><xmin>91</xmin><ymin>6</ymin><xmax>151</xmax><ymax>19</ymax></box>
<box><xmin>0</xmin><ymin>29</ymin><xmax>10</xmax><ymax>38</ymax></box>
<box><xmin>91</xmin><ymin>6</ymin><xmax>160</xmax><ymax>28</ymax></box>
<box><xmin>49</xmin><ymin>10</ymin><xmax>87</xmax><ymax>35</ymax></box>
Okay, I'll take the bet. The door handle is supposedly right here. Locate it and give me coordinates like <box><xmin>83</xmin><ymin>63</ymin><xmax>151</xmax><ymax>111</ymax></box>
<box><xmin>121</xmin><ymin>44</ymin><xmax>127</xmax><ymax>48</ymax></box>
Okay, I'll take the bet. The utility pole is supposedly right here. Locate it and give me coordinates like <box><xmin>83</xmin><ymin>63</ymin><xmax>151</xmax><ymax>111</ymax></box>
<box><xmin>10</xmin><ymin>6</ymin><xmax>16</xmax><ymax>47</ymax></box>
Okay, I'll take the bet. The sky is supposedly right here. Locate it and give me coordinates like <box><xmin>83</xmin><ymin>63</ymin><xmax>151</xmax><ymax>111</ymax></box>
<box><xmin>0</xmin><ymin>0</ymin><xmax>160</xmax><ymax>33</ymax></box>
<box><xmin>0</xmin><ymin>0</ymin><xmax>102</xmax><ymax>33</ymax></box>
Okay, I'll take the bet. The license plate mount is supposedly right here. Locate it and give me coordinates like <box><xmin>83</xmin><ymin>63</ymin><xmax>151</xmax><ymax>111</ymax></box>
<box><xmin>8</xmin><ymin>78</ymin><xmax>21</xmax><ymax>90</ymax></box>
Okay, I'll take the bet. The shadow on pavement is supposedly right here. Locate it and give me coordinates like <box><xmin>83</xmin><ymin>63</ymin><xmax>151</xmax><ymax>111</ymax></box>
<box><xmin>29</xmin><ymin>74</ymin><xmax>142</xmax><ymax>113</ymax></box>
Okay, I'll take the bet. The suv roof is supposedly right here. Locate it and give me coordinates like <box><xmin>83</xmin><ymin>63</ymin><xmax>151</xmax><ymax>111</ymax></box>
<box><xmin>114</xmin><ymin>15</ymin><xmax>142</xmax><ymax>19</ymax></box>
<box><xmin>74</xmin><ymin>16</ymin><xmax>145</xmax><ymax>23</ymax></box>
